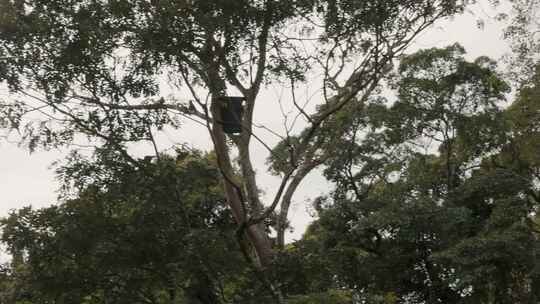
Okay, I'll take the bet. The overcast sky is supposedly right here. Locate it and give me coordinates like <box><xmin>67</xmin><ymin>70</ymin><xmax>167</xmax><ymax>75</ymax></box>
<box><xmin>0</xmin><ymin>1</ymin><xmax>514</xmax><ymax>249</ymax></box>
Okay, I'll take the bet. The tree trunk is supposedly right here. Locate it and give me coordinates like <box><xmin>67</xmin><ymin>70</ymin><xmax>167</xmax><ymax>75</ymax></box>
<box><xmin>210</xmin><ymin>98</ymin><xmax>274</xmax><ymax>268</ymax></box>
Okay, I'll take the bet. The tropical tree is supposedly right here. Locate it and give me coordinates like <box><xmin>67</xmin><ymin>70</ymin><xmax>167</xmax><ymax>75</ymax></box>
<box><xmin>1</xmin><ymin>149</ymin><xmax>280</xmax><ymax>303</ymax></box>
<box><xmin>0</xmin><ymin>1</ymin><xmax>467</xmax><ymax>297</ymax></box>
<box><xmin>502</xmin><ymin>0</ymin><xmax>540</xmax><ymax>85</ymax></box>
<box><xmin>291</xmin><ymin>45</ymin><xmax>540</xmax><ymax>303</ymax></box>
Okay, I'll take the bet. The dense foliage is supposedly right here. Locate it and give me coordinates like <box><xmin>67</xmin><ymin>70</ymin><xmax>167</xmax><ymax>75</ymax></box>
<box><xmin>284</xmin><ymin>46</ymin><xmax>540</xmax><ymax>303</ymax></box>
<box><xmin>1</xmin><ymin>150</ymin><xmax>267</xmax><ymax>303</ymax></box>
<box><xmin>1</xmin><ymin>44</ymin><xmax>539</xmax><ymax>303</ymax></box>
<box><xmin>1</xmin><ymin>0</ymin><xmax>539</xmax><ymax>303</ymax></box>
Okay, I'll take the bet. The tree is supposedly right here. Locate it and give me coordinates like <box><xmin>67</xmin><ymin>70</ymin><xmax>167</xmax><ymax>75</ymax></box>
<box><xmin>502</xmin><ymin>0</ymin><xmax>540</xmax><ymax>86</ymax></box>
<box><xmin>0</xmin><ymin>0</ymin><xmax>466</xmax><ymax>297</ymax></box>
<box><xmin>291</xmin><ymin>45</ymin><xmax>539</xmax><ymax>303</ymax></box>
<box><xmin>1</xmin><ymin>149</ymin><xmax>283</xmax><ymax>303</ymax></box>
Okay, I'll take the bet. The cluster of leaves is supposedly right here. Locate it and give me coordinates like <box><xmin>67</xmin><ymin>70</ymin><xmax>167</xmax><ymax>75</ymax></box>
<box><xmin>503</xmin><ymin>0</ymin><xmax>540</xmax><ymax>86</ymax></box>
<box><xmin>0</xmin><ymin>149</ymin><xmax>283</xmax><ymax>303</ymax></box>
<box><xmin>276</xmin><ymin>45</ymin><xmax>540</xmax><ymax>303</ymax></box>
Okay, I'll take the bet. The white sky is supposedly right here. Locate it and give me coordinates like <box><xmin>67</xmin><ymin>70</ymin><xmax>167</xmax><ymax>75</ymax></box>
<box><xmin>0</xmin><ymin>1</ymin><xmax>514</xmax><ymax>253</ymax></box>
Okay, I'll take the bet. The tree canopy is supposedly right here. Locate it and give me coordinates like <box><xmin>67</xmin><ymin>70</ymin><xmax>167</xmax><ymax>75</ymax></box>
<box><xmin>1</xmin><ymin>0</ymin><xmax>539</xmax><ymax>303</ymax></box>
<box><xmin>293</xmin><ymin>45</ymin><xmax>540</xmax><ymax>303</ymax></box>
<box><xmin>2</xmin><ymin>42</ymin><xmax>539</xmax><ymax>303</ymax></box>
<box><xmin>2</xmin><ymin>150</ymin><xmax>262</xmax><ymax>303</ymax></box>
